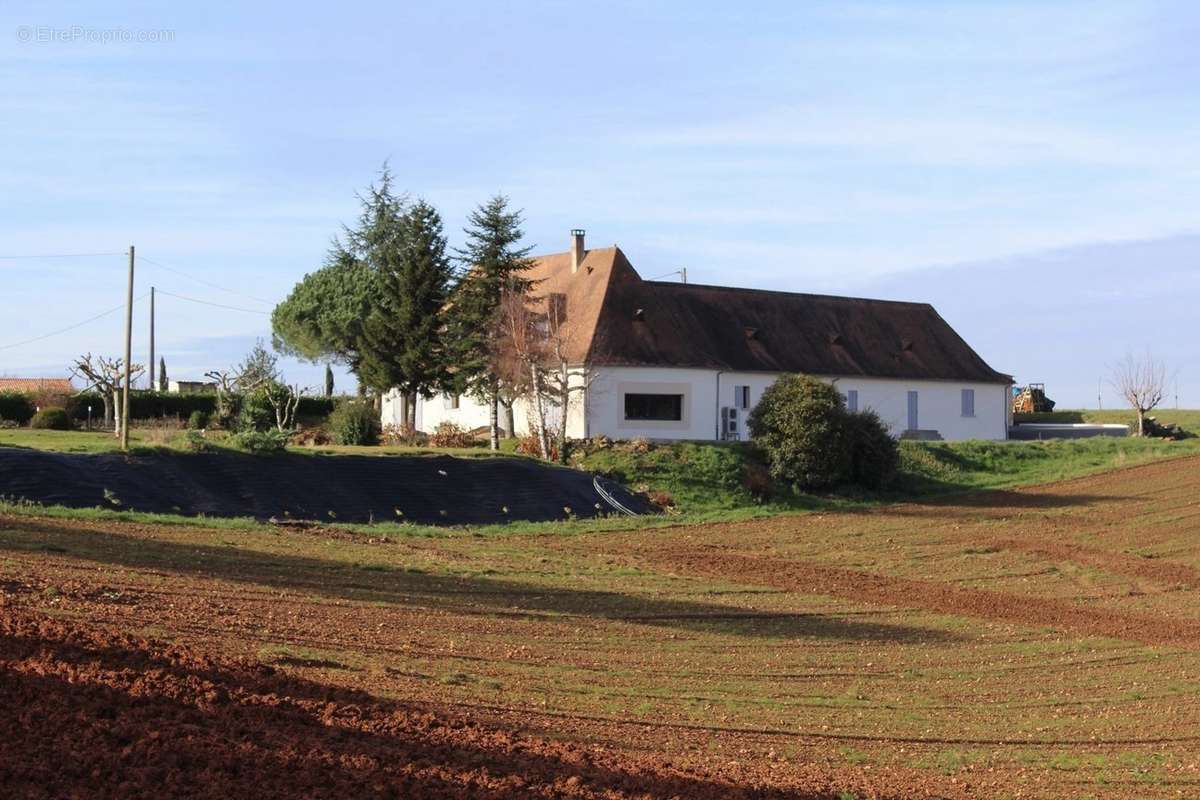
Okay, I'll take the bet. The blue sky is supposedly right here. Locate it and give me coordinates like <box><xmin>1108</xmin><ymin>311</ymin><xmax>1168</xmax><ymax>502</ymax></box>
<box><xmin>2</xmin><ymin>1</ymin><xmax>1197</xmax><ymax>407</ymax></box>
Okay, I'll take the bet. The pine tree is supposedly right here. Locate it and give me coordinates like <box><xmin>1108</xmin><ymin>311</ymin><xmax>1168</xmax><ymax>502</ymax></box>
<box><xmin>358</xmin><ymin>199</ymin><xmax>454</xmax><ymax>428</ymax></box>
<box><xmin>270</xmin><ymin>166</ymin><xmax>403</xmax><ymax>382</ymax></box>
<box><xmin>446</xmin><ymin>195</ymin><xmax>535</xmax><ymax>449</ymax></box>
<box><xmin>158</xmin><ymin>357</ymin><xmax>168</xmax><ymax>392</ymax></box>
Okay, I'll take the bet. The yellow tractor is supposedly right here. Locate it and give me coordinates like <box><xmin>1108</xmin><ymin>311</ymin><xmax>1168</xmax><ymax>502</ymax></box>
<box><xmin>1012</xmin><ymin>383</ymin><xmax>1055</xmax><ymax>414</ymax></box>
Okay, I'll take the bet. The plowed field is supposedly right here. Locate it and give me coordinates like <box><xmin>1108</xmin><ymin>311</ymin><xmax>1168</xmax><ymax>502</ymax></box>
<box><xmin>3</xmin><ymin>455</ymin><xmax>1200</xmax><ymax>798</ymax></box>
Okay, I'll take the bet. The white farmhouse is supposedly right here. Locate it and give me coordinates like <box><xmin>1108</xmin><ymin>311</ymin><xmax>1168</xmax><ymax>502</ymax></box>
<box><xmin>384</xmin><ymin>231</ymin><xmax>1012</xmax><ymax>442</ymax></box>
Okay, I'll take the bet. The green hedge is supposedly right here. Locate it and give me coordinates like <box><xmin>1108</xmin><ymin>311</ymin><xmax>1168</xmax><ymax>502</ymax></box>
<box><xmin>0</xmin><ymin>391</ymin><xmax>36</xmax><ymax>424</ymax></box>
<box><xmin>6</xmin><ymin>389</ymin><xmax>340</xmax><ymax>425</ymax></box>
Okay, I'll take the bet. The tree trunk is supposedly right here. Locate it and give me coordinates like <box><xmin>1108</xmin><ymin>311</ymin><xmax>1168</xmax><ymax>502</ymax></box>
<box><xmin>488</xmin><ymin>380</ymin><xmax>500</xmax><ymax>451</ymax></box>
<box><xmin>501</xmin><ymin>400</ymin><xmax>515</xmax><ymax>439</ymax></box>
<box><xmin>529</xmin><ymin>364</ymin><xmax>550</xmax><ymax>460</ymax></box>
<box><xmin>111</xmin><ymin>388</ymin><xmax>122</xmax><ymax>439</ymax></box>
<box><xmin>557</xmin><ymin>362</ymin><xmax>569</xmax><ymax>463</ymax></box>
<box><xmin>408</xmin><ymin>392</ymin><xmax>418</xmax><ymax>431</ymax></box>
<box><xmin>1137</xmin><ymin>408</ymin><xmax>1146</xmax><ymax>437</ymax></box>
<box><xmin>101</xmin><ymin>395</ymin><xmax>113</xmax><ymax>430</ymax></box>
<box><xmin>399</xmin><ymin>394</ymin><xmax>410</xmax><ymax>429</ymax></box>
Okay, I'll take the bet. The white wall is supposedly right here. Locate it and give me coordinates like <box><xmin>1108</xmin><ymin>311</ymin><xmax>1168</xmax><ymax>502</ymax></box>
<box><xmin>389</xmin><ymin>369</ymin><xmax>1009</xmax><ymax>442</ymax></box>
<box><xmin>584</xmin><ymin>367</ymin><xmax>721</xmax><ymax>440</ymax></box>
<box><xmin>391</xmin><ymin>368</ymin><xmax>591</xmax><ymax>440</ymax></box>
<box><xmin>585</xmin><ymin>367</ymin><xmax>1009</xmax><ymax>442</ymax></box>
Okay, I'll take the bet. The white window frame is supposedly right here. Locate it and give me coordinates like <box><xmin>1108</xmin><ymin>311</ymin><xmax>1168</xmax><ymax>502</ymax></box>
<box><xmin>734</xmin><ymin>385</ymin><xmax>750</xmax><ymax>410</ymax></box>
<box><xmin>443</xmin><ymin>393</ymin><xmax>460</xmax><ymax>410</ymax></box>
<box><xmin>846</xmin><ymin>389</ymin><xmax>858</xmax><ymax>413</ymax></box>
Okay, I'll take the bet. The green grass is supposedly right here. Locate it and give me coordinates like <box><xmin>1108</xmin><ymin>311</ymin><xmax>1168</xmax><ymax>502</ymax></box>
<box><xmin>4</xmin><ymin>423</ymin><xmax>1199</xmax><ymax>532</ymax></box>
<box><xmin>577</xmin><ymin>436</ymin><xmax>1200</xmax><ymax>517</ymax></box>
<box><xmin>0</xmin><ymin>428</ymin><xmax>519</xmax><ymax>459</ymax></box>
<box><xmin>1015</xmin><ymin>408</ymin><xmax>1200</xmax><ymax>430</ymax></box>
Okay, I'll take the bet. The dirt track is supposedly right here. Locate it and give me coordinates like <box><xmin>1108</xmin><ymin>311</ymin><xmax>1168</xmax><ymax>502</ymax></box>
<box><xmin>4</xmin><ymin>454</ymin><xmax>1200</xmax><ymax>798</ymax></box>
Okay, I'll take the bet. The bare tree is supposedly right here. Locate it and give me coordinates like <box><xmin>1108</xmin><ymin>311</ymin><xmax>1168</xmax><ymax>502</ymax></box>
<box><xmin>263</xmin><ymin>382</ymin><xmax>303</xmax><ymax>432</ymax></box>
<box><xmin>540</xmin><ymin>294</ymin><xmax>596</xmax><ymax>463</ymax></box>
<box><xmin>495</xmin><ymin>289</ymin><xmax>550</xmax><ymax>458</ymax></box>
<box><xmin>70</xmin><ymin>354</ymin><xmax>144</xmax><ymax>438</ymax></box>
<box><xmin>1111</xmin><ymin>351</ymin><xmax>1167</xmax><ymax>436</ymax></box>
<box><xmin>494</xmin><ymin>289</ymin><xmax>595</xmax><ymax>462</ymax></box>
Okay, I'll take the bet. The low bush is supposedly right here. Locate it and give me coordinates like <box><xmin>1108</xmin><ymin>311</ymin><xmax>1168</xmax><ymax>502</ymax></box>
<box><xmin>293</xmin><ymin>425</ymin><xmax>332</xmax><ymax>447</ymax></box>
<box><xmin>0</xmin><ymin>391</ymin><xmax>36</xmax><ymax>424</ymax></box>
<box><xmin>515</xmin><ymin>433</ymin><xmax>558</xmax><ymax>461</ymax></box>
<box><xmin>187</xmin><ymin>409</ymin><xmax>210</xmax><ymax>429</ymax></box>
<box><xmin>748</xmin><ymin>374</ymin><xmax>851</xmax><ymax>489</ymax></box>
<box><xmin>178</xmin><ymin>430</ymin><xmax>213</xmax><ymax>452</ymax></box>
<box><xmin>328</xmin><ymin>401</ymin><xmax>380</xmax><ymax>446</ymax></box>
<box><xmin>30</xmin><ymin>407</ymin><xmax>70</xmax><ymax>430</ymax></box>
<box><xmin>228</xmin><ymin>429</ymin><xmax>290</xmax><ymax>455</ymax></box>
<box><xmin>429</xmin><ymin>421</ymin><xmax>474</xmax><ymax>449</ymax></box>
<box><xmin>844</xmin><ymin>409</ymin><xmax>899</xmax><ymax>489</ymax></box>
<box><xmin>381</xmin><ymin>423</ymin><xmax>427</xmax><ymax>447</ymax></box>
<box><xmin>748</xmin><ymin>373</ymin><xmax>898</xmax><ymax>490</ymax></box>
<box><xmin>740</xmin><ymin>460</ymin><xmax>775</xmax><ymax>501</ymax></box>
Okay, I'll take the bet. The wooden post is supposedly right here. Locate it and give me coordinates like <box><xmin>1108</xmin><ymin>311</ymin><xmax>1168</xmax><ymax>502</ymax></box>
<box><xmin>121</xmin><ymin>245</ymin><xmax>135</xmax><ymax>451</ymax></box>
<box><xmin>148</xmin><ymin>286</ymin><xmax>155</xmax><ymax>390</ymax></box>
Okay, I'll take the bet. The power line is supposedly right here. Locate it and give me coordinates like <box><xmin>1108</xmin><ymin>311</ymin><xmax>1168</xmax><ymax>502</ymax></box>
<box><xmin>0</xmin><ymin>252</ymin><xmax>125</xmax><ymax>260</ymax></box>
<box><xmin>0</xmin><ymin>293</ymin><xmax>149</xmax><ymax>352</ymax></box>
<box><xmin>140</xmin><ymin>256</ymin><xmax>275</xmax><ymax>305</ymax></box>
<box><xmin>155</xmin><ymin>289</ymin><xmax>270</xmax><ymax>315</ymax></box>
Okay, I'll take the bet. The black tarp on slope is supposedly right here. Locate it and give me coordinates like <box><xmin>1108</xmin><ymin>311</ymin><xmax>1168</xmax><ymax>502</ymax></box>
<box><xmin>0</xmin><ymin>448</ymin><xmax>654</xmax><ymax>525</ymax></box>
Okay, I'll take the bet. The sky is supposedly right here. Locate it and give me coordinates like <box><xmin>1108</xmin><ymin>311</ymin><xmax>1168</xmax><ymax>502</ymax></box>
<box><xmin>1</xmin><ymin>0</ymin><xmax>1197</xmax><ymax>408</ymax></box>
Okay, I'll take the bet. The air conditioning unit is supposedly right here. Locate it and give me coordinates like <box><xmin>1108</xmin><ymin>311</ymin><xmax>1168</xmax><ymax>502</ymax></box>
<box><xmin>721</xmin><ymin>406</ymin><xmax>740</xmax><ymax>440</ymax></box>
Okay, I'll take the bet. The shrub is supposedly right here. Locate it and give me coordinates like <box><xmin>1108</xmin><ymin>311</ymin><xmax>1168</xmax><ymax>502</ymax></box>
<box><xmin>844</xmin><ymin>409</ymin><xmax>899</xmax><ymax>489</ymax></box>
<box><xmin>214</xmin><ymin>392</ymin><xmax>240</xmax><ymax>430</ymax></box>
<box><xmin>29</xmin><ymin>407</ymin><xmax>70</xmax><ymax>430</ymax></box>
<box><xmin>293</xmin><ymin>425</ymin><xmax>332</xmax><ymax>447</ymax></box>
<box><xmin>328</xmin><ymin>401</ymin><xmax>380</xmax><ymax>446</ymax></box>
<box><xmin>228</xmin><ymin>429</ymin><xmax>290</xmax><ymax>455</ymax></box>
<box><xmin>237</xmin><ymin>385</ymin><xmax>276</xmax><ymax>432</ymax></box>
<box><xmin>515</xmin><ymin>433</ymin><xmax>558</xmax><ymax>461</ymax></box>
<box><xmin>179</xmin><ymin>430</ymin><xmax>213</xmax><ymax>452</ymax></box>
<box><xmin>187</xmin><ymin>409</ymin><xmax>210</xmax><ymax>430</ymax></box>
<box><xmin>429</xmin><ymin>421</ymin><xmax>474</xmax><ymax>449</ymax></box>
<box><xmin>740</xmin><ymin>460</ymin><xmax>775</xmax><ymax>501</ymax></box>
<box><xmin>0</xmin><ymin>391</ymin><xmax>36</xmax><ymax>424</ymax></box>
<box><xmin>381</xmin><ymin>423</ymin><xmax>427</xmax><ymax>447</ymax></box>
<box><xmin>748</xmin><ymin>374</ymin><xmax>850</xmax><ymax>489</ymax></box>
<box><xmin>647</xmin><ymin>489</ymin><xmax>675</xmax><ymax>509</ymax></box>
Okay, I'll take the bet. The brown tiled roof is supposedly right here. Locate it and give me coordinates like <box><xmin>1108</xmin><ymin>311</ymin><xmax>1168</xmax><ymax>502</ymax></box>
<box><xmin>527</xmin><ymin>246</ymin><xmax>1010</xmax><ymax>384</ymax></box>
<box><xmin>0</xmin><ymin>378</ymin><xmax>73</xmax><ymax>394</ymax></box>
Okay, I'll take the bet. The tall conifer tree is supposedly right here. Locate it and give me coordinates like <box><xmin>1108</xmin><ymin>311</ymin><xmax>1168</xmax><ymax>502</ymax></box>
<box><xmin>446</xmin><ymin>195</ymin><xmax>535</xmax><ymax>449</ymax></box>
<box><xmin>358</xmin><ymin>199</ymin><xmax>454</xmax><ymax>426</ymax></box>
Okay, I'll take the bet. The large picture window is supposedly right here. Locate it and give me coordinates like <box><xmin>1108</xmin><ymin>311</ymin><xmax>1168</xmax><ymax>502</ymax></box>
<box><xmin>624</xmin><ymin>393</ymin><xmax>683</xmax><ymax>421</ymax></box>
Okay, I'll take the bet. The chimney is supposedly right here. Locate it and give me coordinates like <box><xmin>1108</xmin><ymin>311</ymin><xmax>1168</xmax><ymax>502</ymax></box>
<box><xmin>570</xmin><ymin>229</ymin><xmax>586</xmax><ymax>273</ymax></box>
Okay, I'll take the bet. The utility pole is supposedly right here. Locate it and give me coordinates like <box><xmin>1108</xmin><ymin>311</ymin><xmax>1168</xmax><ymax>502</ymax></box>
<box><xmin>148</xmin><ymin>286</ymin><xmax>155</xmax><ymax>391</ymax></box>
<box><xmin>121</xmin><ymin>245</ymin><xmax>135</xmax><ymax>451</ymax></box>
<box><xmin>681</xmin><ymin>267</ymin><xmax>688</xmax><ymax>284</ymax></box>
<box><xmin>1097</xmin><ymin>377</ymin><xmax>1102</xmax><ymax>410</ymax></box>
